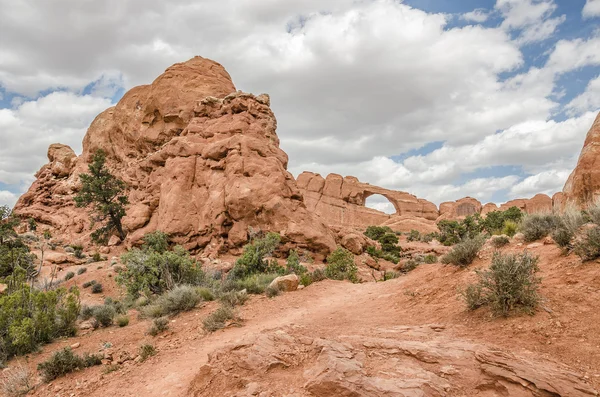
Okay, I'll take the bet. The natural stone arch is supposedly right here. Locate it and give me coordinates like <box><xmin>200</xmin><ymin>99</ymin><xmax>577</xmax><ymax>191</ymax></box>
<box><xmin>363</xmin><ymin>192</ymin><xmax>399</xmax><ymax>215</ymax></box>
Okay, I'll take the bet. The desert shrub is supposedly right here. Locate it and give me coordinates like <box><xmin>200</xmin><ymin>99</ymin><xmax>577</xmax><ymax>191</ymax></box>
<box><xmin>37</xmin><ymin>348</ymin><xmax>102</xmax><ymax>382</ymax></box>
<box><xmin>325</xmin><ymin>247</ymin><xmax>358</xmax><ymax>282</ymax></box>
<box><xmin>79</xmin><ymin>305</ymin><xmax>94</xmax><ymax>320</ymax></box>
<box><xmin>574</xmin><ymin>226</ymin><xmax>600</xmax><ymax>261</ymax></box>
<box><xmin>219</xmin><ymin>290</ymin><xmax>248</xmax><ymax>307</ymax></box>
<box><xmin>223</xmin><ymin>273</ymin><xmax>278</xmax><ymax>294</ymax></box>
<box><xmin>423</xmin><ymin>254</ymin><xmax>437</xmax><ymax>264</ymax></box>
<box><xmin>311</xmin><ymin>268</ymin><xmax>326</xmax><ymax>282</ymax></box>
<box><xmin>286</xmin><ymin>249</ymin><xmax>307</xmax><ymax>275</ymax></box>
<box><xmin>0</xmin><ymin>364</ymin><xmax>34</xmax><ymax>397</ymax></box>
<box><xmin>77</xmin><ymin>267</ymin><xmax>87</xmax><ymax>275</ymax></box>
<box><xmin>383</xmin><ymin>271</ymin><xmax>399</xmax><ymax>281</ymax></box>
<box><xmin>462</xmin><ymin>284</ymin><xmax>485</xmax><ymax>311</ymax></box>
<box><xmin>229</xmin><ymin>232</ymin><xmax>282</xmax><ymax>279</ymax></box>
<box><xmin>364</xmin><ymin>226</ymin><xmax>394</xmax><ymax>241</ymax></box>
<box><xmin>92</xmin><ymin>305</ymin><xmax>115</xmax><ymax>328</ymax></box>
<box><xmin>0</xmin><ymin>280</ymin><xmax>79</xmax><ymax>364</ymax></box>
<box><xmin>82</xmin><ymin>280</ymin><xmax>96</xmax><ymax>288</ymax></box>
<box><xmin>421</xmin><ymin>233</ymin><xmax>436</xmax><ymax>243</ymax></box>
<box><xmin>465</xmin><ymin>251</ymin><xmax>541</xmax><ymax>317</ymax></box>
<box><xmin>91</xmin><ymin>252</ymin><xmax>103</xmax><ymax>262</ymax></box>
<box><xmin>441</xmin><ymin>236</ymin><xmax>485</xmax><ymax>267</ymax></box>
<box><xmin>501</xmin><ymin>220</ymin><xmax>518</xmax><ymax>237</ymax></box>
<box><xmin>143</xmin><ymin>285</ymin><xmax>202</xmax><ymax>318</ymax></box>
<box><xmin>70</xmin><ymin>244</ymin><xmax>84</xmax><ymax>259</ymax></box>
<box><xmin>118</xmin><ymin>234</ymin><xmax>204</xmax><ymax>298</ymax></box>
<box><xmin>400</xmin><ymin>259</ymin><xmax>420</xmax><ymax>273</ymax></box>
<box><xmin>437</xmin><ymin>215</ymin><xmax>483</xmax><ymax>246</ymax></box>
<box><xmin>519</xmin><ymin>213</ymin><xmax>561</xmax><ymax>242</ymax></box>
<box><xmin>407</xmin><ymin>230</ymin><xmax>420</xmax><ymax>242</ymax></box>
<box><xmin>148</xmin><ymin>317</ymin><xmax>169</xmax><ymax>336</ymax></box>
<box><xmin>202</xmin><ymin>306</ymin><xmax>235</xmax><ymax>333</ymax></box>
<box><xmin>481</xmin><ymin>207</ymin><xmax>523</xmax><ymax>235</ymax></box>
<box><xmin>116</xmin><ymin>315</ymin><xmax>129</xmax><ymax>327</ymax></box>
<box><xmin>552</xmin><ymin>227</ymin><xmax>573</xmax><ymax>249</ymax></box>
<box><xmin>299</xmin><ymin>273</ymin><xmax>313</xmax><ymax>286</ymax></box>
<box><xmin>64</xmin><ymin>271</ymin><xmax>75</xmax><ymax>281</ymax></box>
<box><xmin>491</xmin><ymin>235</ymin><xmax>510</xmax><ymax>248</ymax></box>
<box><xmin>196</xmin><ymin>287</ymin><xmax>215</xmax><ymax>301</ymax></box>
<box><xmin>265</xmin><ymin>285</ymin><xmax>280</xmax><ymax>298</ymax></box>
<box><xmin>91</xmin><ymin>283</ymin><xmax>103</xmax><ymax>294</ymax></box>
<box><xmin>139</xmin><ymin>344</ymin><xmax>156</xmax><ymax>362</ymax></box>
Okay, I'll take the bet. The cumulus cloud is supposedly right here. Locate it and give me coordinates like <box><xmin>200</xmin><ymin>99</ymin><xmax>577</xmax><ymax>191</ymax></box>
<box><xmin>0</xmin><ymin>190</ymin><xmax>18</xmax><ymax>208</ymax></box>
<box><xmin>496</xmin><ymin>0</ymin><xmax>565</xmax><ymax>44</ymax></box>
<box><xmin>566</xmin><ymin>75</ymin><xmax>600</xmax><ymax>115</ymax></box>
<box><xmin>461</xmin><ymin>9</ymin><xmax>490</xmax><ymax>23</ymax></box>
<box><xmin>0</xmin><ymin>92</ymin><xmax>112</xmax><ymax>187</ymax></box>
<box><xmin>583</xmin><ymin>0</ymin><xmax>600</xmax><ymax>18</ymax></box>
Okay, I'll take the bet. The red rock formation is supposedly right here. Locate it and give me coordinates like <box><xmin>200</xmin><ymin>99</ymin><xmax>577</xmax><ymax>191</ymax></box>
<box><xmin>499</xmin><ymin>194</ymin><xmax>552</xmax><ymax>214</ymax></box>
<box><xmin>438</xmin><ymin>197</ymin><xmax>482</xmax><ymax>221</ymax></box>
<box><xmin>15</xmin><ymin>57</ymin><xmax>335</xmax><ymax>256</ymax></box>
<box><xmin>481</xmin><ymin>202</ymin><xmax>499</xmax><ymax>216</ymax></box>
<box><xmin>562</xmin><ymin>112</ymin><xmax>600</xmax><ymax>207</ymax></box>
<box><xmin>296</xmin><ymin>172</ymin><xmax>438</xmax><ymax>230</ymax></box>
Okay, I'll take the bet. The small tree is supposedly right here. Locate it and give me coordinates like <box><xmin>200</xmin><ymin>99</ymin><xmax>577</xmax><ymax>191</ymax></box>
<box><xmin>74</xmin><ymin>150</ymin><xmax>128</xmax><ymax>244</ymax></box>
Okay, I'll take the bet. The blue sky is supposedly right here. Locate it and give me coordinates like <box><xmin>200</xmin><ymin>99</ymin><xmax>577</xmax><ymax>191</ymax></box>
<box><xmin>1</xmin><ymin>0</ymin><xmax>599</xmax><ymax>213</ymax></box>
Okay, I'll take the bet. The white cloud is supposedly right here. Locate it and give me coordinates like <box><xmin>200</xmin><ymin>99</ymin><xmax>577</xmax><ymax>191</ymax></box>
<box><xmin>509</xmin><ymin>169</ymin><xmax>572</xmax><ymax>197</ymax></box>
<box><xmin>496</xmin><ymin>0</ymin><xmax>565</xmax><ymax>44</ymax></box>
<box><xmin>0</xmin><ymin>92</ymin><xmax>111</xmax><ymax>187</ymax></box>
<box><xmin>546</xmin><ymin>34</ymin><xmax>600</xmax><ymax>73</ymax></box>
<box><xmin>0</xmin><ymin>190</ymin><xmax>18</xmax><ymax>208</ymax></box>
<box><xmin>462</xmin><ymin>9</ymin><xmax>489</xmax><ymax>23</ymax></box>
<box><xmin>566</xmin><ymin>75</ymin><xmax>600</xmax><ymax>115</ymax></box>
<box><xmin>583</xmin><ymin>0</ymin><xmax>600</xmax><ymax>18</ymax></box>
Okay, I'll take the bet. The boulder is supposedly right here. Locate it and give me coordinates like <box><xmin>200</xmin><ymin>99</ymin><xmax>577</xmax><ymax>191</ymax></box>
<box><xmin>269</xmin><ymin>274</ymin><xmax>299</xmax><ymax>292</ymax></box>
<box><xmin>340</xmin><ymin>233</ymin><xmax>365</xmax><ymax>255</ymax></box>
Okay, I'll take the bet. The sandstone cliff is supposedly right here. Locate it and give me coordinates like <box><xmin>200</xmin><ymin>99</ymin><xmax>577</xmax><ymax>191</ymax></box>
<box><xmin>15</xmin><ymin>57</ymin><xmax>336</xmax><ymax>256</ymax></box>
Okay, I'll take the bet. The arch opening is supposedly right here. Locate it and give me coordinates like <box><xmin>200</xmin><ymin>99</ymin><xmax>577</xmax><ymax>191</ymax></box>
<box><xmin>365</xmin><ymin>194</ymin><xmax>397</xmax><ymax>215</ymax></box>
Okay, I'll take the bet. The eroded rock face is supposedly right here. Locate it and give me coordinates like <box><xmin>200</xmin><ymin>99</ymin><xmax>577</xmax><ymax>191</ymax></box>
<box><xmin>439</xmin><ymin>197</ymin><xmax>483</xmax><ymax>221</ymax></box>
<box><xmin>563</xmin><ymin>112</ymin><xmax>600</xmax><ymax>207</ymax></box>
<box><xmin>297</xmin><ymin>172</ymin><xmax>439</xmax><ymax>229</ymax></box>
<box><xmin>188</xmin><ymin>326</ymin><xmax>597</xmax><ymax>397</ymax></box>
<box><xmin>14</xmin><ymin>56</ymin><xmax>336</xmax><ymax>256</ymax></box>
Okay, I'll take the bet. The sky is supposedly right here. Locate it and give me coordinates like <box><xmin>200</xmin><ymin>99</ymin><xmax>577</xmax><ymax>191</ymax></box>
<box><xmin>1</xmin><ymin>0</ymin><xmax>600</xmax><ymax>214</ymax></box>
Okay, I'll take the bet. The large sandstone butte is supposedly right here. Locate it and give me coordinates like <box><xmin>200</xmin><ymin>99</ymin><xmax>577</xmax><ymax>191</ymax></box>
<box><xmin>562</xmin><ymin>112</ymin><xmax>600</xmax><ymax>207</ymax></box>
<box><xmin>14</xmin><ymin>57</ymin><xmax>336</xmax><ymax>256</ymax></box>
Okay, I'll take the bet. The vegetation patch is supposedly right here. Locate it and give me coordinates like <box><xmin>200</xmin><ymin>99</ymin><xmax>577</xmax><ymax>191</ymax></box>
<box><xmin>142</xmin><ymin>285</ymin><xmax>202</xmax><ymax>318</ymax></box>
<box><xmin>441</xmin><ymin>236</ymin><xmax>485</xmax><ymax>267</ymax></box>
<box><xmin>37</xmin><ymin>348</ymin><xmax>102</xmax><ymax>382</ymax></box>
<box><xmin>325</xmin><ymin>247</ymin><xmax>358</xmax><ymax>282</ymax></box>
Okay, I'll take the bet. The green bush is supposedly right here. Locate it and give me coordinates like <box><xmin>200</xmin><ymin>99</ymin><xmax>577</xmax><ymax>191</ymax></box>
<box><xmin>143</xmin><ymin>285</ymin><xmax>202</xmax><ymax>318</ymax></box>
<box><xmin>286</xmin><ymin>249</ymin><xmax>307</xmax><ymax>275</ymax></box>
<box><xmin>64</xmin><ymin>271</ymin><xmax>75</xmax><ymax>281</ymax></box>
<box><xmin>552</xmin><ymin>227</ymin><xmax>573</xmax><ymax>249</ymax></box>
<box><xmin>229</xmin><ymin>232</ymin><xmax>282</xmax><ymax>279</ymax></box>
<box><xmin>91</xmin><ymin>252</ymin><xmax>103</xmax><ymax>262</ymax></box>
<box><xmin>491</xmin><ymin>235</ymin><xmax>510</xmax><ymax>248</ymax></box>
<box><xmin>118</xmin><ymin>233</ymin><xmax>204</xmax><ymax>299</ymax></box>
<box><xmin>116</xmin><ymin>315</ymin><xmax>129</xmax><ymax>327</ymax></box>
<box><xmin>139</xmin><ymin>344</ymin><xmax>156</xmax><ymax>362</ymax></box>
<box><xmin>91</xmin><ymin>283</ymin><xmax>103</xmax><ymax>294</ymax></box>
<box><xmin>481</xmin><ymin>207</ymin><xmax>523</xmax><ymax>235</ymax></box>
<box><xmin>219</xmin><ymin>290</ymin><xmax>248</xmax><ymax>307</ymax></box>
<box><xmin>574</xmin><ymin>226</ymin><xmax>600</xmax><ymax>261</ymax></box>
<box><xmin>203</xmin><ymin>306</ymin><xmax>235</xmax><ymax>333</ymax></box>
<box><xmin>423</xmin><ymin>254</ymin><xmax>437</xmax><ymax>264</ymax></box>
<box><xmin>364</xmin><ymin>226</ymin><xmax>394</xmax><ymax>241</ymax></box>
<box><xmin>383</xmin><ymin>271</ymin><xmax>399</xmax><ymax>280</ymax></box>
<box><xmin>224</xmin><ymin>273</ymin><xmax>278</xmax><ymax>294</ymax></box>
<box><xmin>0</xmin><ymin>280</ymin><xmax>79</xmax><ymax>364</ymax></box>
<box><xmin>265</xmin><ymin>285</ymin><xmax>280</xmax><ymax>298</ymax></box>
<box><xmin>37</xmin><ymin>348</ymin><xmax>102</xmax><ymax>382</ymax></box>
<box><xmin>441</xmin><ymin>236</ymin><xmax>485</xmax><ymax>267</ymax></box>
<box><xmin>148</xmin><ymin>317</ymin><xmax>169</xmax><ymax>336</ymax></box>
<box><xmin>407</xmin><ymin>230</ymin><xmax>420</xmax><ymax>242</ymax></box>
<box><xmin>501</xmin><ymin>220</ymin><xmax>519</xmax><ymax>237</ymax></box>
<box><xmin>519</xmin><ymin>213</ymin><xmax>561</xmax><ymax>242</ymax></box>
<box><xmin>77</xmin><ymin>267</ymin><xmax>87</xmax><ymax>275</ymax></box>
<box><xmin>196</xmin><ymin>287</ymin><xmax>215</xmax><ymax>301</ymax></box>
<box><xmin>464</xmin><ymin>251</ymin><xmax>540</xmax><ymax>317</ymax></box>
<box><xmin>325</xmin><ymin>247</ymin><xmax>358</xmax><ymax>282</ymax></box>
<box><xmin>71</xmin><ymin>244</ymin><xmax>84</xmax><ymax>259</ymax></box>
<box><xmin>92</xmin><ymin>305</ymin><xmax>115</xmax><ymax>328</ymax></box>
<box><xmin>364</xmin><ymin>227</ymin><xmax>402</xmax><ymax>263</ymax></box>
<box><xmin>437</xmin><ymin>215</ymin><xmax>483</xmax><ymax>246</ymax></box>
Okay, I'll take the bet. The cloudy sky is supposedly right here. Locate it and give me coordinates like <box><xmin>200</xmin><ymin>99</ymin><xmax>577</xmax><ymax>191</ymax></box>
<box><xmin>1</xmin><ymin>0</ymin><xmax>600</xmax><ymax>214</ymax></box>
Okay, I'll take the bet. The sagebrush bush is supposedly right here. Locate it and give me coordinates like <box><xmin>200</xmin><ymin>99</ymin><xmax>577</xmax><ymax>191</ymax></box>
<box><xmin>118</xmin><ymin>233</ymin><xmax>204</xmax><ymax>299</ymax></box>
<box><xmin>64</xmin><ymin>271</ymin><xmax>75</xmax><ymax>281</ymax></box>
<box><xmin>37</xmin><ymin>348</ymin><xmax>102</xmax><ymax>382</ymax></box>
<box><xmin>400</xmin><ymin>259</ymin><xmax>420</xmax><ymax>273</ymax></box>
<box><xmin>143</xmin><ymin>285</ymin><xmax>202</xmax><ymax>318</ymax></box>
<box><xmin>441</xmin><ymin>236</ymin><xmax>485</xmax><ymax>267</ymax></box>
<box><xmin>407</xmin><ymin>230</ymin><xmax>420</xmax><ymax>242</ymax></box>
<box><xmin>196</xmin><ymin>287</ymin><xmax>215</xmax><ymax>301</ymax></box>
<box><xmin>265</xmin><ymin>285</ymin><xmax>280</xmax><ymax>298</ymax></box>
<box><xmin>519</xmin><ymin>213</ymin><xmax>561</xmax><ymax>242</ymax></box>
<box><xmin>82</xmin><ymin>280</ymin><xmax>96</xmax><ymax>288</ymax></box>
<box><xmin>491</xmin><ymin>235</ymin><xmax>510</xmax><ymax>248</ymax></box>
<box><xmin>92</xmin><ymin>305</ymin><xmax>115</xmax><ymax>328</ymax></box>
<box><xmin>77</xmin><ymin>267</ymin><xmax>87</xmax><ymax>275</ymax></box>
<box><xmin>325</xmin><ymin>247</ymin><xmax>358</xmax><ymax>282</ymax></box>
<box><xmin>286</xmin><ymin>249</ymin><xmax>307</xmax><ymax>275</ymax></box>
<box><xmin>423</xmin><ymin>254</ymin><xmax>437</xmax><ymax>264</ymax></box>
<box><xmin>465</xmin><ymin>251</ymin><xmax>541</xmax><ymax>317</ymax></box>
<box><xmin>139</xmin><ymin>344</ymin><xmax>156</xmax><ymax>362</ymax></box>
<box><xmin>202</xmin><ymin>306</ymin><xmax>235</xmax><ymax>333</ymax></box>
<box><xmin>574</xmin><ymin>226</ymin><xmax>600</xmax><ymax>261</ymax></box>
<box><xmin>219</xmin><ymin>290</ymin><xmax>248</xmax><ymax>307</ymax></box>
<box><xmin>552</xmin><ymin>227</ymin><xmax>573</xmax><ymax>249</ymax></box>
<box><xmin>91</xmin><ymin>283</ymin><xmax>103</xmax><ymax>294</ymax></box>
<box><xmin>148</xmin><ymin>317</ymin><xmax>169</xmax><ymax>336</ymax></box>
<box><xmin>116</xmin><ymin>315</ymin><xmax>129</xmax><ymax>327</ymax></box>
<box><xmin>383</xmin><ymin>271</ymin><xmax>399</xmax><ymax>281</ymax></box>
<box><xmin>224</xmin><ymin>273</ymin><xmax>278</xmax><ymax>294</ymax></box>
